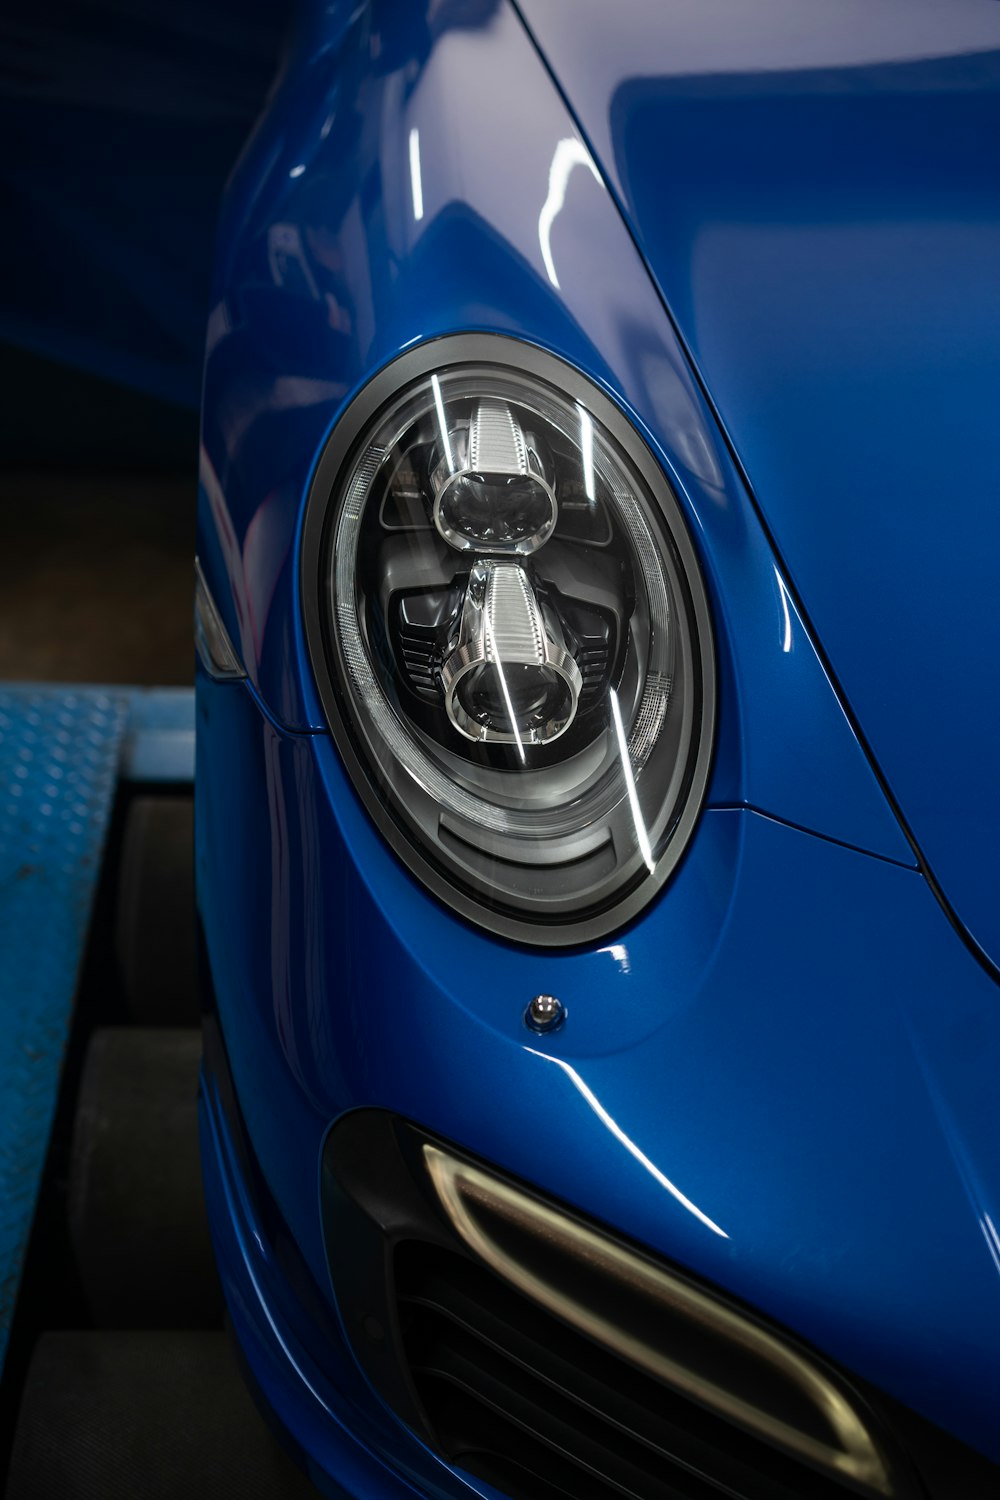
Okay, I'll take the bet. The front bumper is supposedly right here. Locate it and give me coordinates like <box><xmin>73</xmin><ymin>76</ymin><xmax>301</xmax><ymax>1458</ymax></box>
<box><xmin>199</xmin><ymin>1046</ymin><xmax>511</xmax><ymax>1500</ymax></box>
<box><xmin>201</xmin><ymin>1039</ymin><xmax>1000</xmax><ymax>1500</ymax></box>
<box><xmin>197</xmin><ymin>673</ymin><xmax>1000</xmax><ymax>1481</ymax></box>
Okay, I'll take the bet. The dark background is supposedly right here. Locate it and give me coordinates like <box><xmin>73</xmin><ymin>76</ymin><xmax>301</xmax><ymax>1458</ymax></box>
<box><xmin>0</xmin><ymin>0</ymin><xmax>291</xmax><ymax>684</ymax></box>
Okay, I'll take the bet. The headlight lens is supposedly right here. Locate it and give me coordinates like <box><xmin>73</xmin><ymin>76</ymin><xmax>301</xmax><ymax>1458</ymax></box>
<box><xmin>302</xmin><ymin>338</ymin><xmax>715</xmax><ymax>945</ymax></box>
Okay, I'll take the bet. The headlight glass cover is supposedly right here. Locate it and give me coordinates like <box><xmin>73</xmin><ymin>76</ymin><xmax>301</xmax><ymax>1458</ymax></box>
<box><xmin>302</xmin><ymin>338</ymin><xmax>715</xmax><ymax>945</ymax></box>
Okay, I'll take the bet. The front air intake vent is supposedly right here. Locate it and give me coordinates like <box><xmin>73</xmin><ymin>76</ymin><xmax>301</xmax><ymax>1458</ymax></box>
<box><xmin>322</xmin><ymin>1113</ymin><xmax>995</xmax><ymax>1500</ymax></box>
<box><xmin>398</xmin><ymin>1241</ymin><xmax>859</xmax><ymax>1500</ymax></box>
<box><xmin>398</xmin><ymin>1146</ymin><xmax>908</xmax><ymax>1500</ymax></box>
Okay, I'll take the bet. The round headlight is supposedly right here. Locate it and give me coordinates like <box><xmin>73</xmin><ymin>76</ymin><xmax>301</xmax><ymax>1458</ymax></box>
<box><xmin>301</xmin><ymin>336</ymin><xmax>715</xmax><ymax>945</ymax></box>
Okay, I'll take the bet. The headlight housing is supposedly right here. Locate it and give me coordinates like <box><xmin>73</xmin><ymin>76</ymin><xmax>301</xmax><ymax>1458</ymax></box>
<box><xmin>302</xmin><ymin>336</ymin><xmax>715</xmax><ymax>945</ymax></box>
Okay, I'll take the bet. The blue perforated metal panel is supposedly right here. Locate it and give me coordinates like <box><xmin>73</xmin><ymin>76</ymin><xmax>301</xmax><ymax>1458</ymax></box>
<box><xmin>0</xmin><ymin>687</ymin><xmax>128</xmax><ymax>1374</ymax></box>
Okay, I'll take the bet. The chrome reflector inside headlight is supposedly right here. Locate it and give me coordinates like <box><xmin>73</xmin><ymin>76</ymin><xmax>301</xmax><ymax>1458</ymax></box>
<box><xmin>441</xmin><ymin>559</ymin><xmax>582</xmax><ymax>748</ymax></box>
<box><xmin>432</xmin><ymin>397</ymin><xmax>558</xmax><ymax>555</ymax></box>
<box><xmin>301</xmin><ymin>337</ymin><xmax>715</xmax><ymax>944</ymax></box>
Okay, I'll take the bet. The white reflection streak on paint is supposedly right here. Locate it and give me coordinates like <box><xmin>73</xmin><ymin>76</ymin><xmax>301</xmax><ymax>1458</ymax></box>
<box><xmin>408</xmin><ymin>127</ymin><xmax>424</xmax><ymax>222</ymax></box>
<box><xmin>578</xmin><ymin>404</ymin><xmax>595</xmax><ymax>501</ymax></box>
<box><xmin>776</xmin><ymin>571</ymin><xmax>793</xmax><ymax>653</ymax></box>
<box><xmin>528</xmin><ymin>1049</ymin><xmax>728</xmax><ymax>1239</ymax></box>
<box><xmin>484</xmin><ymin>605</ymin><xmax>526</xmax><ymax>766</ymax></box>
<box><xmin>610</xmin><ymin>688</ymin><xmax>654</xmax><ymax>873</ymax></box>
<box><xmin>539</xmin><ymin>138</ymin><xmax>602</xmax><ymax>289</ymax></box>
<box><xmin>431</xmin><ymin>374</ymin><xmax>453</xmax><ymax>472</ymax></box>
<box><xmin>982</xmin><ymin>1214</ymin><xmax>1000</xmax><ymax>1277</ymax></box>
<box><xmin>599</xmin><ymin>942</ymin><xmax>631</xmax><ymax>974</ymax></box>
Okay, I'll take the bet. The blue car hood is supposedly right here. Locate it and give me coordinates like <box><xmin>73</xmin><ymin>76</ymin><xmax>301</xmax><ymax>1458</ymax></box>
<box><xmin>519</xmin><ymin>0</ymin><xmax>1000</xmax><ymax>973</ymax></box>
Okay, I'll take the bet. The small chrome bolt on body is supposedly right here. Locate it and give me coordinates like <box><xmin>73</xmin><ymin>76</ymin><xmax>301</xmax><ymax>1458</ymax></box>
<box><xmin>525</xmin><ymin>994</ymin><xmax>566</xmax><ymax>1034</ymax></box>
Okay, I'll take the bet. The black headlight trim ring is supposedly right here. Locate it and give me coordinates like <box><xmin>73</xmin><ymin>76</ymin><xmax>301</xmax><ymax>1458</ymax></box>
<box><xmin>300</xmin><ymin>333</ymin><xmax>717</xmax><ymax>947</ymax></box>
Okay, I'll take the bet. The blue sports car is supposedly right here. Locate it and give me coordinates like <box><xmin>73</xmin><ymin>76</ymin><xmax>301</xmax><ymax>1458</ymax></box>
<box><xmin>194</xmin><ymin>2</ymin><xmax>1000</xmax><ymax>1496</ymax></box>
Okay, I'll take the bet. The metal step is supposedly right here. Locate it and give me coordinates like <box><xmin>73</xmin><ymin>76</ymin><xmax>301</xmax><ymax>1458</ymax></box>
<box><xmin>115</xmin><ymin>794</ymin><xmax>198</xmax><ymax>1026</ymax></box>
<box><xmin>5</xmin><ymin>1330</ymin><xmax>322</xmax><ymax>1500</ymax></box>
<box><xmin>67</xmin><ymin>1027</ymin><xmax>221</xmax><ymax>1330</ymax></box>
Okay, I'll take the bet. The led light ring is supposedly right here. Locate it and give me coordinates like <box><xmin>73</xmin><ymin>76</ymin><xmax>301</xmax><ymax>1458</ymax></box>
<box><xmin>332</xmin><ymin>441</ymin><xmax>659</xmax><ymax>833</ymax></box>
<box><xmin>330</xmin><ymin>381</ymin><xmax>678</xmax><ymax>832</ymax></box>
<box><xmin>301</xmin><ymin>334</ymin><xmax>717</xmax><ymax>945</ymax></box>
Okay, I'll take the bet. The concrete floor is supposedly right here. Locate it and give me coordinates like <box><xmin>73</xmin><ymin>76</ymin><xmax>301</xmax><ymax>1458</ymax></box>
<box><xmin>0</xmin><ymin>471</ymin><xmax>194</xmax><ymax>686</ymax></box>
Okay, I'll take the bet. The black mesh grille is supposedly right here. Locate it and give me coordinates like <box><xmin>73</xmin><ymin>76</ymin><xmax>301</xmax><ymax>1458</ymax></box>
<box><xmin>395</xmin><ymin>1242</ymin><xmax>866</xmax><ymax>1500</ymax></box>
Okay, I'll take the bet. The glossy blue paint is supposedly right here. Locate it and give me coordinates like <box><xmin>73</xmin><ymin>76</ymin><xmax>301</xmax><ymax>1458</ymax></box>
<box><xmin>198</xmin><ymin>667</ymin><xmax>1000</xmax><ymax>1479</ymax></box>
<box><xmin>196</xmin><ymin>0</ymin><xmax>911</xmax><ymax>867</ymax></box>
<box><xmin>517</xmin><ymin>0</ymin><xmax>1000</xmax><ymax>970</ymax></box>
<box><xmin>195</xmin><ymin>0</ymin><xmax>1000</xmax><ymax>1490</ymax></box>
<box><xmin>200</xmin><ymin>1070</ymin><xmax>510</xmax><ymax>1500</ymax></box>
